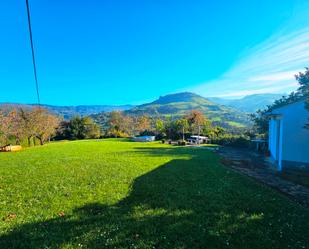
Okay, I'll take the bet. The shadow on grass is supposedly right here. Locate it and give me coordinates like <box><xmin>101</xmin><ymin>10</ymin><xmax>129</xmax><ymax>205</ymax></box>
<box><xmin>0</xmin><ymin>147</ymin><xmax>308</xmax><ymax>248</ymax></box>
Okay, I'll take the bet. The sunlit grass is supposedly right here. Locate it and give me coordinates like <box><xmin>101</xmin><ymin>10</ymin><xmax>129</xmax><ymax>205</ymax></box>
<box><xmin>0</xmin><ymin>139</ymin><xmax>308</xmax><ymax>248</ymax></box>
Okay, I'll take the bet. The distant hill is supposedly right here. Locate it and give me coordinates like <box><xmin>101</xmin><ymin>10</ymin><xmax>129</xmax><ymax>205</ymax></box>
<box><xmin>2</xmin><ymin>92</ymin><xmax>280</xmax><ymax>127</ymax></box>
<box><xmin>0</xmin><ymin>103</ymin><xmax>134</xmax><ymax>119</ymax></box>
<box><xmin>208</xmin><ymin>93</ymin><xmax>285</xmax><ymax>113</ymax></box>
<box><xmin>126</xmin><ymin>92</ymin><xmax>250</xmax><ymax>127</ymax></box>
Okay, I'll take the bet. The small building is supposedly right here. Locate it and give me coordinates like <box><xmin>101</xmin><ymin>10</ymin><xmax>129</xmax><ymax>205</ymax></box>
<box><xmin>267</xmin><ymin>99</ymin><xmax>309</xmax><ymax>171</ymax></box>
<box><xmin>187</xmin><ymin>135</ymin><xmax>209</xmax><ymax>144</ymax></box>
<box><xmin>132</xmin><ymin>136</ymin><xmax>155</xmax><ymax>142</ymax></box>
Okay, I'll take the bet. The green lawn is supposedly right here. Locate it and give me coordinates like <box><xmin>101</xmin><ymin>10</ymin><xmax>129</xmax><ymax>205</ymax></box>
<box><xmin>0</xmin><ymin>139</ymin><xmax>308</xmax><ymax>249</ymax></box>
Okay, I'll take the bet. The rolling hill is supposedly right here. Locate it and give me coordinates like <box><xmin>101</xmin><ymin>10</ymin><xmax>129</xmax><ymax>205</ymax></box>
<box><xmin>208</xmin><ymin>93</ymin><xmax>284</xmax><ymax>113</ymax></box>
<box><xmin>126</xmin><ymin>92</ymin><xmax>250</xmax><ymax>127</ymax></box>
<box><xmin>0</xmin><ymin>103</ymin><xmax>134</xmax><ymax>119</ymax></box>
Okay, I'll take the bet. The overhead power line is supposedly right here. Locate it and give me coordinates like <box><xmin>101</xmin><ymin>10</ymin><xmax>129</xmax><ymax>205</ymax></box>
<box><xmin>25</xmin><ymin>0</ymin><xmax>41</xmax><ymax>105</ymax></box>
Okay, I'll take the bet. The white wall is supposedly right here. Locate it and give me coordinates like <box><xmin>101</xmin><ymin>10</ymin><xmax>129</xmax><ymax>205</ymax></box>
<box><xmin>271</xmin><ymin>101</ymin><xmax>309</xmax><ymax>166</ymax></box>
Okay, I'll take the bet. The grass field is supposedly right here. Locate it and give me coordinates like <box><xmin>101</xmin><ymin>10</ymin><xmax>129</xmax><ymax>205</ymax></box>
<box><xmin>0</xmin><ymin>139</ymin><xmax>308</xmax><ymax>249</ymax></box>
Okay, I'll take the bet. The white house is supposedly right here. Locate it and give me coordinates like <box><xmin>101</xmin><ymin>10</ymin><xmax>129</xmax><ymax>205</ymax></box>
<box><xmin>187</xmin><ymin>135</ymin><xmax>209</xmax><ymax>144</ymax></box>
<box><xmin>268</xmin><ymin>99</ymin><xmax>309</xmax><ymax>171</ymax></box>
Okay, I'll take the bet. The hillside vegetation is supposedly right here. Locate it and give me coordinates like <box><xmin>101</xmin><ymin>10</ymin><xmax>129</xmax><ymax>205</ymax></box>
<box><xmin>209</xmin><ymin>93</ymin><xmax>284</xmax><ymax>113</ymax></box>
<box><xmin>0</xmin><ymin>103</ymin><xmax>134</xmax><ymax>120</ymax></box>
<box><xmin>126</xmin><ymin>92</ymin><xmax>250</xmax><ymax>127</ymax></box>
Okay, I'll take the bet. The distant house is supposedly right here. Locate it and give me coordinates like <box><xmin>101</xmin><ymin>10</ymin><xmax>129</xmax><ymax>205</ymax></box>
<box><xmin>187</xmin><ymin>135</ymin><xmax>209</xmax><ymax>144</ymax></box>
<box><xmin>267</xmin><ymin>99</ymin><xmax>309</xmax><ymax>171</ymax></box>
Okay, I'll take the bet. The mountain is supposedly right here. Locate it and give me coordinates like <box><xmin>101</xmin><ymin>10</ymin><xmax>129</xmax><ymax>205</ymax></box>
<box><xmin>126</xmin><ymin>92</ymin><xmax>250</xmax><ymax>127</ymax></box>
<box><xmin>0</xmin><ymin>103</ymin><xmax>134</xmax><ymax>119</ymax></box>
<box><xmin>208</xmin><ymin>94</ymin><xmax>284</xmax><ymax>113</ymax></box>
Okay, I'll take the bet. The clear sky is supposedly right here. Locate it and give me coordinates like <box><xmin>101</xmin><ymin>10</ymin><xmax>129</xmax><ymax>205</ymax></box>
<box><xmin>1</xmin><ymin>0</ymin><xmax>309</xmax><ymax>105</ymax></box>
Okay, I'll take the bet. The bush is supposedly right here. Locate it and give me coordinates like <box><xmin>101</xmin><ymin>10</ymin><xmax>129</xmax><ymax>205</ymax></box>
<box><xmin>178</xmin><ymin>141</ymin><xmax>186</xmax><ymax>146</ymax></box>
<box><xmin>106</xmin><ymin>130</ymin><xmax>130</xmax><ymax>138</ymax></box>
<box><xmin>139</xmin><ymin>130</ymin><xmax>156</xmax><ymax>136</ymax></box>
<box><xmin>211</xmin><ymin>134</ymin><xmax>250</xmax><ymax>148</ymax></box>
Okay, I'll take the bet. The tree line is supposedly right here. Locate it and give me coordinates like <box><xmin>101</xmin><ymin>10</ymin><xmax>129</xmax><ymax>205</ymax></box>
<box><xmin>1</xmin><ymin>106</ymin><xmax>250</xmax><ymax>147</ymax></box>
<box><xmin>0</xmin><ymin>108</ymin><xmax>104</xmax><ymax>146</ymax></box>
<box><xmin>102</xmin><ymin>110</ymin><xmax>227</xmax><ymax>141</ymax></box>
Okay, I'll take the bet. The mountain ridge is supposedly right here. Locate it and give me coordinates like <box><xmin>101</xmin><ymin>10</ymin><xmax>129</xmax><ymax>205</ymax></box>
<box><xmin>1</xmin><ymin>92</ymin><xmax>283</xmax><ymax>126</ymax></box>
<box><xmin>126</xmin><ymin>92</ymin><xmax>250</xmax><ymax>127</ymax></box>
<box><xmin>0</xmin><ymin>103</ymin><xmax>134</xmax><ymax>119</ymax></box>
<box><xmin>208</xmin><ymin>93</ymin><xmax>285</xmax><ymax>112</ymax></box>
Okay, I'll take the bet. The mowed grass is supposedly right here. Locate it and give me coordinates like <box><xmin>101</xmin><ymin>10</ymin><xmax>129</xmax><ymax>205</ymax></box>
<box><xmin>0</xmin><ymin>139</ymin><xmax>308</xmax><ymax>249</ymax></box>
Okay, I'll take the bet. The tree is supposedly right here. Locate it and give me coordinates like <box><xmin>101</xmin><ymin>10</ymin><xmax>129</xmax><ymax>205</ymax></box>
<box><xmin>64</xmin><ymin>116</ymin><xmax>100</xmax><ymax>140</ymax></box>
<box><xmin>82</xmin><ymin>117</ymin><xmax>101</xmax><ymax>139</ymax></box>
<box><xmin>154</xmin><ymin>118</ymin><xmax>165</xmax><ymax>139</ymax></box>
<box><xmin>255</xmin><ymin>68</ymin><xmax>309</xmax><ymax>133</ymax></box>
<box><xmin>295</xmin><ymin>68</ymin><xmax>309</xmax><ymax>128</ymax></box>
<box><xmin>68</xmin><ymin>116</ymin><xmax>86</xmax><ymax>139</ymax></box>
<box><xmin>0</xmin><ymin>107</ymin><xmax>59</xmax><ymax>146</ymax></box>
<box><xmin>0</xmin><ymin>111</ymin><xmax>9</xmax><ymax>145</ymax></box>
<box><xmin>212</xmin><ymin>126</ymin><xmax>225</xmax><ymax>137</ymax></box>
<box><xmin>136</xmin><ymin>115</ymin><xmax>151</xmax><ymax>134</ymax></box>
<box><xmin>175</xmin><ymin>118</ymin><xmax>189</xmax><ymax>141</ymax></box>
<box><xmin>54</xmin><ymin>120</ymin><xmax>70</xmax><ymax>140</ymax></box>
<box><xmin>186</xmin><ymin>110</ymin><xmax>207</xmax><ymax>144</ymax></box>
<box><xmin>249</xmin><ymin>109</ymin><xmax>269</xmax><ymax>136</ymax></box>
<box><xmin>32</xmin><ymin>108</ymin><xmax>60</xmax><ymax>145</ymax></box>
<box><xmin>0</xmin><ymin>108</ymin><xmax>35</xmax><ymax>146</ymax></box>
<box><xmin>155</xmin><ymin>118</ymin><xmax>164</xmax><ymax>134</ymax></box>
<box><xmin>19</xmin><ymin>108</ymin><xmax>37</xmax><ymax>146</ymax></box>
<box><xmin>6</xmin><ymin>109</ymin><xmax>25</xmax><ymax>145</ymax></box>
<box><xmin>107</xmin><ymin>111</ymin><xmax>132</xmax><ymax>137</ymax></box>
<box><xmin>295</xmin><ymin>67</ymin><xmax>309</xmax><ymax>98</ymax></box>
<box><xmin>201</xmin><ymin>119</ymin><xmax>213</xmax><ymax>136</ymax></box>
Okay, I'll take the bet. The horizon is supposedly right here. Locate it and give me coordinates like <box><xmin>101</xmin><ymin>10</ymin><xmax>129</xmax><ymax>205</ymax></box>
<box><xmin>1</xmin><ymin>1</ymin><xmax>309</xmax><ymax>105</ymax></box>
<box><xmin>0</xmin><ymin>91</ymin><xmax>286</xmax><ymax>107</ymax></box>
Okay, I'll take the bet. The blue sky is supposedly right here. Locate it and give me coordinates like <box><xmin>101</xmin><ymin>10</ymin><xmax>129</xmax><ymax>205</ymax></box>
<box><xmin>1</xmin><ymin>0</ymin><xmax>309</xmax><ymax>105</ymax></box>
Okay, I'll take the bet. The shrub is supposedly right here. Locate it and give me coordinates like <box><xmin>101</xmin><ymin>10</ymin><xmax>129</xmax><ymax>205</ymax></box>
<box><xmin>211</xmin><ymin>134</ymin><xmax>250</xmax><ymax>148</ymax></box>
<box><xmin>178</xmin><ymin>141</ymin><xmax>186</xmax><ymax>146</ymax></box>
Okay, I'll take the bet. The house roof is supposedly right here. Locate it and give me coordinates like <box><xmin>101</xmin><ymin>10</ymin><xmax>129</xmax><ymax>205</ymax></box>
<box><xmin>271</xmin><ymin>97</ymin><xmax>307</xmax><ymax>111</ymax></box>
<box><xmin>190</xmin><ymin>136</ymin><xmax>208</xmax><ymax>139</ymax></box>
<box><xmin>266</xmin><ymin>97</ymin><xmax>307</xmax><ymax>115</ymax></box>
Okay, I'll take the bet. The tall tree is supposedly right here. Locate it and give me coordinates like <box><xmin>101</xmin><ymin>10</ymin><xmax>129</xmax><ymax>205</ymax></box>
<box><xmin>295</xmin><ymin>67</ymin><xmax>309</xmax><ymax>98</ymax></box>
<box><xmin>19</xmin><ymin>108</ymin><xmax>36</xmax><ymax>146</ymax></box>
<box><xmin>32</xmin><ymin>108</ymin><xmax>59</xmax><ymax>145</ymax></box>
<box><xmin>107</xmin><ymin>111</ymin><xmax>132</xmax><ymax>137</ymax></box>
<box><xmin>186</xmin><ymin>110</ymin><xmax>207</xmax><ymax>143</ymax></box>
<box><xmin>136</xmin><ymin>115</ymin><xmax>151</xmax><ymax>134</ymax></box>
<box><xmin>6</xmin><ymin>109</ymin><xmax>25</xmax><ymax>145</ymax></box>
<box><xmin>175</xmin><ymin>118</ymin><xmax>189</xmax><ymax>141</ymax></box>
<box><xmin>155</xmin><ymin>118</ymin><xmax>165</xmax><ymax>138</ymax></box>
<box><xmin>67</xmin><ymin>116</ymin><xmax>85</xmax><ymax>140</ymax></box>
<box><xmin>295</xmin><ymin>68</ymin><xmax>309</xmax><ymax>128</ymax></box>
<box><xmin>249</xmin><ymin>109</ymin><xmax>269</xmax><ymax>136</ymax></box>
<box><xmin>0</xmin><ymin>111</ymin><xmax>9</xmax><ymax>145</ymax></box>
<box><xmin>82</xmin><ymin>117</ymin><xmax>101</xmax><ymax>139</ymax></box>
